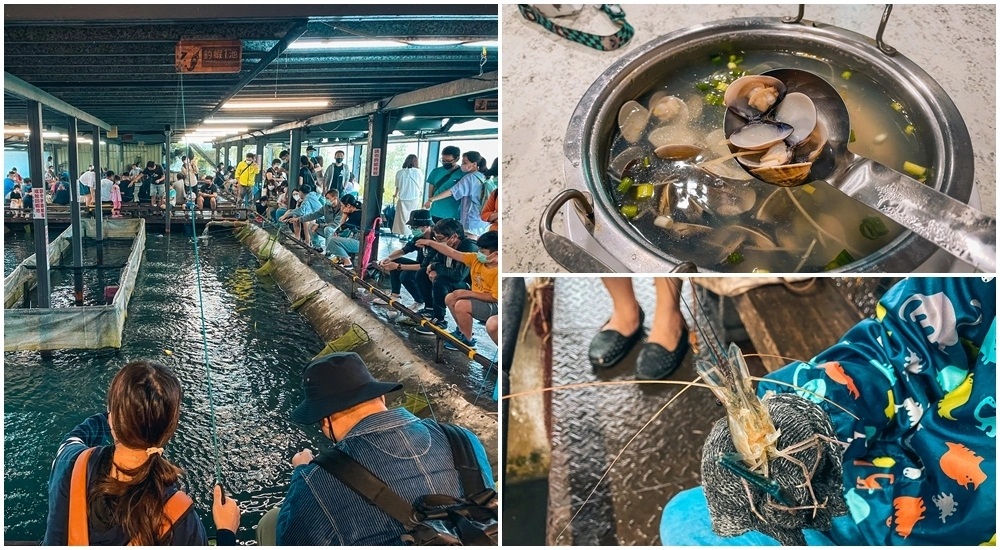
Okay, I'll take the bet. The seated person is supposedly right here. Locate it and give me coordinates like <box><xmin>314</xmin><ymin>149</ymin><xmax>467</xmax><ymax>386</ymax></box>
<box><xmin>409</xmin><ymin>218</ymin><xmax>479</xmax><ymax>334</ymax></box>
<box><xmin>197</xmin><ymin>176</ymin><xmax>220</xmax><ymax>215</ymax></box>
<box><xmin>416</xmin><ymin>231</ymin><xmax>498</xmax><ymax>350</ymax></box>
<box><xmin>53</xmin><ymin>174</ymin><xmax>71</xmax><ymax>206</ymax></box>
<box><xmin>8</xmin><ymin>184</ymin><xmax>23</xmax><ymax>217</ymax></box>
<box><xmin>660</xmin><ymin>277</ymin><xmax>995</xmax><ymax>546</ymax></box>
<box><xmin>278</xmin><ymin>184</ymin><xmax>323</xmax><ymax>242</ymax></box>
<box><xmin>317</xmin><ymin>195</ymin><xmax>362</xmax><ymax>267</ymax></box>
<box><xmin>486</xmin><ymin>315</ymin><xmax>498</xmax><ymax>345</ymax></box>
<box><xmin>287</xmin><ymin>189</ymin><xmax>342</xmax><ymax>250</ymax></box>
<box><xmin>21</xmin><ymin>178</ymin><xmax>33</xmax><ymax>215</ymax></box>
<box><xmin>374</xmin><ymin>209</ymin><xmax>434</xmax><ymax>310</ymax></box>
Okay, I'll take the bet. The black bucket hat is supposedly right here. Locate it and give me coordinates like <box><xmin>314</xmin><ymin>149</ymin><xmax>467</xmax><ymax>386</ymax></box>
<box><xmin>406</xmin><ymin>209</ymin><xmax>433</xmax><ymax>227</ymax></box>
<box><xmin>290</xmin><ymin>352</ymin><xmax>402</xmax><ymax>424</ymax></box>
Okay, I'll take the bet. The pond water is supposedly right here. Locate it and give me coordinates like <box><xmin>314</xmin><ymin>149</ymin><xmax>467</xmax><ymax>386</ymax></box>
<box><xmin>5</xmin><ymin>228</ymin><xmax>329</xmax><ymax>542</ymax></box>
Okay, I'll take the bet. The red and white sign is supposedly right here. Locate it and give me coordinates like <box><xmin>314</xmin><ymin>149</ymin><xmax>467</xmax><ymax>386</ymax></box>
<box><xmin>32</xmin><ymin>188</ymin><xmax>46</xmax><ymax>219</ymax></box>
<box><xmin>371</xmin><ymin>148</ymin><xmax>382</xmax><ymax>177</ymax></box>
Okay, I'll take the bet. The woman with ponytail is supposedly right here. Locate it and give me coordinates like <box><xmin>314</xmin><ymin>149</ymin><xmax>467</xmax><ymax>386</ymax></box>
<box><xmin>42</xmin><ymin>360</ymin><xmax>240</xmax><ymax>545</ymax></box>
<box><xmin>424</xmin><ymin>150</ymin><xmax>490</xmax><ymax>235</ymax></box>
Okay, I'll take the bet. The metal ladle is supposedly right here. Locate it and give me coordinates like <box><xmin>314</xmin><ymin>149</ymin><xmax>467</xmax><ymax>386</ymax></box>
<box><xmin>725</xmin><ymin>68</ymin><xmax>996</xmax><ymax>272</ymax></box>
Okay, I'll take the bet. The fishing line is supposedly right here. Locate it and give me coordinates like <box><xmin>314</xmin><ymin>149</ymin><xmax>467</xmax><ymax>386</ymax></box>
<box><xmin>181</xmin><ymin>71</ymin><xmax>225</xmax><ymax>486</ymax></box>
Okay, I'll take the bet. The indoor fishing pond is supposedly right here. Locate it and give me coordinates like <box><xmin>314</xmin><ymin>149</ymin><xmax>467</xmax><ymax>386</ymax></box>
<box><xmin>4</xmin><ymin>227</ymin><xmax>332</xmax><ymax>542</ymax></box>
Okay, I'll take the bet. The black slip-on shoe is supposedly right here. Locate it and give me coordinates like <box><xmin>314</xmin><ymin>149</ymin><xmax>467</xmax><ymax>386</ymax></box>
<box><xmin>635</xmin><ymin>326</ymin><xmax>690</xmax><ymax>380</ymax></box>
<box><xmin>588</xmin><ymin>307</ymin><xmax>646</xmax><ymax>369</ymax></box>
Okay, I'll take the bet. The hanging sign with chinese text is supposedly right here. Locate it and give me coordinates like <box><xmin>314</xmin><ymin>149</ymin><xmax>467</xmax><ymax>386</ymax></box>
<box><xmin>175</xmin><ymin>40</ymin><xmax>242</xmax><ymax>73</ymax></box>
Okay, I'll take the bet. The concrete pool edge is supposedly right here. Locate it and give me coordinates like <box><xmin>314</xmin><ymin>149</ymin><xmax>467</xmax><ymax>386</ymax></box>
<box><xmin>238</xmin><ymin>224</ymin><xmax>499</xmax><ymax>473</ymax></box>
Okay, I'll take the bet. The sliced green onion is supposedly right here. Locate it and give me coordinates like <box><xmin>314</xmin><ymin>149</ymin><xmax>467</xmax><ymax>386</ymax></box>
<box><xmin>849</xmin><ymin>129</ymin><xmax>856</xmax><ymax>143</ymax></box>
<box><xmin>620</xmin><ymin>204</ymin><xmax>638</xmax><ymax>218</ymax></box>
<box><xmin>642</xmin><ymin>156</ymin><xmax>652</xmax><ymax>168</ymax></box>
<box><xmin>902</xmin><ymin>161</ymin><xmax>927</xmax><ymax>178</ymax></box>
<box><xmin>841</xmin><ymin>70</ymin><xmax>852</xmax><ymax>80</ymax></box>
<box><xmin>634</xmin><ymin>183</ymin><xmax>655</xmax><ymax>200</ymax></box>
<box><xmin>860</xmin><ymin>216</ymin><xmax>889</xmax><ymax>240</ymax></box>
<box><xmin>696</xmin><ymin>81</ymin><xmax>712</xmax><ymax>91</ymax></box>
<box><xmin>891</xmin><ymin>101</ymin><xmax>903</xmax><ymax>112</ymax></box>
<box><xmin>711</xmin><ymin>54</ymin><xmax>723</xmax><ymax>64</ymax></box>
<box><xmin>616</xmin><ymin>176</ymin><xmax>634</xmax><ymax>194</ymax></box>
<box><xmin>904</xmin><ymin>124</ymin><xmax>916</xmax><ymax>136</ymax></box>
<box><xmin>727</xmin><ymin>251</ymin><xmax>744</xmax><ymax>265</ymax></box>
<box><xmin>824</xmin><ymin>249</ymin><xmax>856</xmax><ymax>271</ymax></box>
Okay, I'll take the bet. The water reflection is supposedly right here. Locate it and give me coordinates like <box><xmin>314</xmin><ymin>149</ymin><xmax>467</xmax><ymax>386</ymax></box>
<box><xmin>5</xmin><ymin>231</ymin><xmax>328</xmax><ymax>542</ymax></box>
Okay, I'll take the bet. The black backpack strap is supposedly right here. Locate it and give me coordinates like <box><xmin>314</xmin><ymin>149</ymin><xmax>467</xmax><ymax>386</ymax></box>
<box><xmin>439</xmin><ymin>423</ymin><xmax>488</xmax><ymax>497</ymax></box>
<box><xmin>312</xmin><ymin>449</ymin><xmax>417</xmax><ymax>529</ymax></box>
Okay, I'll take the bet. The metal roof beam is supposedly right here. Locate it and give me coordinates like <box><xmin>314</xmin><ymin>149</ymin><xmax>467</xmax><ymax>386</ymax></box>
<box><xmin>219</xmin><ymin>70</ymin><xmax>496</xmax><ymax>144</ymax></box>
<box><xmin>200</xmin><ymin>20</ymin><xmax>310</xmax><ymax>121</ymax></box>
<box><xmin>4</xmin><ymin>72</ymin><xmax>111</xmax><ymax>130</ymax></box>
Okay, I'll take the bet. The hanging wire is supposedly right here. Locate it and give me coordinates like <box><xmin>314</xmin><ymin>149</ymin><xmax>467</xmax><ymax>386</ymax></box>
<box><xmin>180</xmin><ymin>71</ymin><xmax>225</xmax><ymax>486</ymax></box>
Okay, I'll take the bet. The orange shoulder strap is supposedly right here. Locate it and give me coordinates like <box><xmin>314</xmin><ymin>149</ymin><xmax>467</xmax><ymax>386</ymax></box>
<box><xmin>138</xmin><ymin>490</ymin><xmax>193</xmax><ymax>545</ymax></box>
<box><xmin>67</xmin><ymin>447</ymin><xmax>97</xmax><ymax>546</ymax></box>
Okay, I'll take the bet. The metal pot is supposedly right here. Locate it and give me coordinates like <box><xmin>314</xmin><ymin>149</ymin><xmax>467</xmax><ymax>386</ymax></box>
<box><xmin>544</xmin><ymin>14</ymin><xmax>974</xmax><ymax>273</ymax></box>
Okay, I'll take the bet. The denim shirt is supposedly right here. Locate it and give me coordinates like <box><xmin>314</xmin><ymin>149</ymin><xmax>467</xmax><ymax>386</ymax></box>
<box><xmin>276</xmin><ymin>408</ymin><xmax>494</xmax><ymax>546</ymax></box>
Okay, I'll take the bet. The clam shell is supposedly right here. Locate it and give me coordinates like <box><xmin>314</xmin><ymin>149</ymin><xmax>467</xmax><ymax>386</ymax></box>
<box><xmin>738</xmin><ymin>142</ymin><xmax>792</xmax><ymax>169</ymax></box>
<box><xmin>729</xmin><ymin>122</ymin><xmax>793</xmax><ymax>150</ymax></box>
<box><xmin>651</xmin><ymin>95</ymin><xmax>689</xmax><ymax>124</ymax></box>
<box><xmin>619</xmin><ymin>100</ymin><xmax>649</xmax><ymax>143</ymax></box>
<box><xmin>773</xmin><ymin>92</ymin><xmax>817</xmax><ymax>147</ymax></box>
<box><xmin>609</xmin><ymin>146</ymin><xmax>645</xmax><ymax>179</ymax></box>
<box><xmin>794</xmin><ymin>118</ymin><xmax>829</xmax><ymax>163</ymax></box>
<box><xmin>724</xmin><ymin>75</ymin><xmax>787</xmax><ymax>120</ymax></box>
<box><xmin>751</xmin><ymin>161</ymin><xmax>813</xmax><ymax>187</ymax></box>
<box><xmin>654</xmin><ymin>144</ymin><xmax>703</xmax><ymax>161</ymax></box>
<box><xmin>648</xmin><ymin>125</ymin><xmax>695</xmax><ymax>149</ymax></box>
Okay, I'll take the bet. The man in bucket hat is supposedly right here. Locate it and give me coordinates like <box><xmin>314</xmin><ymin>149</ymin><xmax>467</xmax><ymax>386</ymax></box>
<box><xmin>259</xmin><ymin>353</ymin><xmax>494</xmax><ymax>545</ymax></box>
<box><xmin>373</xmin><ymin>208</ymin><xmax>434</xmax><ymax>310</ymax></box>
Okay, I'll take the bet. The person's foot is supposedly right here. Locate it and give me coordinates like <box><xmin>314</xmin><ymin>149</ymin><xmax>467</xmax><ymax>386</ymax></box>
<box><xmin>408</xmin><ymin>301</ymin><xmax>424</xmax><ymax>312</ymax></box>
<box><xmin>372</xmin><ymin>294</ymin><xmax>400</xmax><ymax>306</ymax></box>
<box><xmin>444</xmin><ymin>329</ymin><xmax>477</xmax><ymax>350</ymax></box>
<box><xmin>589</xmin><ymin>305</ymin><xmax>645</xmax><ymax>368</ymax></box>
<box><xmin>635</xmin><ymin>325</ymin><xmax>690</xmax><ymax>380</ymax></box>
<box><xmin>413</xmin><ymin>318</ymin><xmax>447</xmax><ymax>335</ymax></box>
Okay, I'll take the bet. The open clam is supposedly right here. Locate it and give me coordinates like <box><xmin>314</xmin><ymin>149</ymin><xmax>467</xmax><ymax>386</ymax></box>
<box><xmin>619</xmin><ymin>100</ymin><xmax>650</xmax><ymax>143</ymax></box>
<box><xmin>773</xmin><ymin>92</ymin><xmax>817</xmax><ymax>146</ymax></box>
<box><xmin>650</xmin><ymin>95</ymin><xmax>689</xmax><ymax>124</ymax></box>
<box><xmin>751</xmin><ymin>162</ymin><xmax>813</xmax><ymax>187</ymax></box>
<box><xmin>654</xmin><ymin>144</ymin><xmax>703</xmax><ymax>161</ymax></box>
<box><xmin>724</xmin><ymin>75</ymin><xmax>786</xmax><ymax>120</ymax></box>
<box><xmin>729</xmin><ymin>121</ymin><xmax>793</xmax><ymax>150</ymax></box>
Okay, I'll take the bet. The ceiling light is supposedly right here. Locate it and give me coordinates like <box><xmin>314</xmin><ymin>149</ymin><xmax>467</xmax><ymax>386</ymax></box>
<box><xmin>400</xmin><ymin>115</ymin><xmax>416</xmax><ymax>122</ymax></box>
<box><xmin>441</xmin><ymin>118</ymin><xmax>451</xmax><ymax>126</ymax></box>
<box><xmin>204</xmin><ymin>117</ymin><xmax>273</xmax><ymax>125</ymax></box>
<box><xmin>193</xmin><ymin>127</ymin><xmax>248</xmax><ymax>134</ymax></box>
<box><xmin>222</xmin><ymin>100</ymin><xmax>330</xmax><ymax>110</ymax></box>
<box><xmin>390</xmin><ymin>130</ymin><xmax>404</xmax><ymax>137</ymax></box>
<box><xmin>463</xmin><ymin>40</ymin><xmax>499</xmax><ymax>48</ymax></box>
<box><xmin>408</xmin><ymin>39</ymin><xmax>462</xmax><ymax>46</ymax></box>
<box><xmin>288</xmin><ymin>39</ymin><xmax>404</xmax><ymax>50</ymax></box>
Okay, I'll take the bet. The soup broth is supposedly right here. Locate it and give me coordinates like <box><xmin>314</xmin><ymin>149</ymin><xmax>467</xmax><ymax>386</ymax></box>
<box><xmin>605</xmin><ymin>50</ymin><xmax>930</xmax><ymax>273</ymax></box>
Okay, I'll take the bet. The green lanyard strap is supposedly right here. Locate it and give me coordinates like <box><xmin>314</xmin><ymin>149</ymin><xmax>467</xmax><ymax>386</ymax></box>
<box><xmin>518</xmin><ymin>4</ymin><xmax>634</xmax><ymax>52</ymax></box>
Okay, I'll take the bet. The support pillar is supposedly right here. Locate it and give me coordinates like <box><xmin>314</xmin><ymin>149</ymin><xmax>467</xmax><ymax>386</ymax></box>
<box><xmin>27</xmin><ymin>101</ymin><xmax>51</xmax><ymax>308</ymax></box>
<box><xmin>67</xmin><ymin>116</ymin><xmax>84</xmax><ymax>305</ymax></box>
<box><xmin>358</xmin><ymin>111</ymin><xmax>391</xmax><ymax>277</ymax></box>
<box><xmin>289</xmin><ymin>129</ymin><xmax>302</xmax><ymax>195</ymax></box>
<box><xmin>164</xmin><ymin>130</ymin><xmax>171</xmax><ymax>233</ymax></box>
<box><xmin>91</xmin><ymin>125</ymin><xmax>104</xmax><ymax>248</ymax></box>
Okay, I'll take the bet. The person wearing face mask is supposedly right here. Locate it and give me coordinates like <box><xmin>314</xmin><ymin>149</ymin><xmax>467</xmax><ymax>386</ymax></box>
<box><xmin>374</xmin><ymin>209</ymin><xmax>434</xmax><ymax>310</ymax></box>
<box><xmin>423</xmin><ymin>146</ymin><xmax>464</xmax><ymax>223</ymax></box>
<box><xmin>323</xmin><ymin>150</ymin><xmax>355</xmax><ymax>196</ymax></box>
<box><xmin>415</xmin><ymin>231</ymin><xmax>498</xmax><ymax>350</ymax></box>
<box><xmin>409</xmin><ymin>218</ymin><xmax>480</xmax><ymax>335</ymax></box>
<box><xmin>260</xmin><ymin>352</ymin><xmax>493</xmax><ymax>546</ymax></box>
<box><xmin>287</xmin><ymin>189</ymin><xmax>343</xmax><ymax>250</ymax></box>
<box><xmin>317</xmin><ymin>195</ymin><xmax>362</xmax><ymax>267</ymax></box>
<box><xmin>425</xmin><ymin>151</ymin><xmax>490</xmax><ymax>235</ymax></box>
<box><xmin>279</xmin><ymin>184</ymin><xmax>323</xmax><ymax>243</ymax></box>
